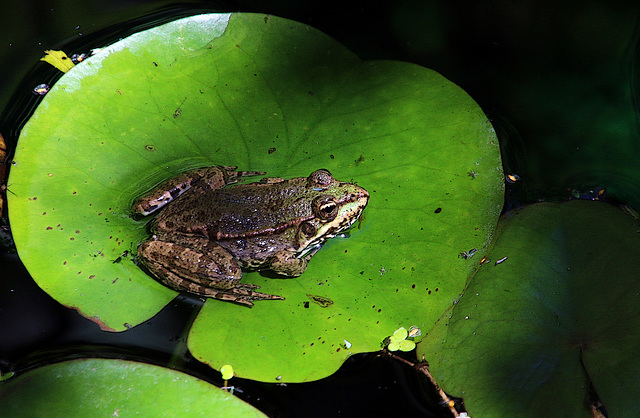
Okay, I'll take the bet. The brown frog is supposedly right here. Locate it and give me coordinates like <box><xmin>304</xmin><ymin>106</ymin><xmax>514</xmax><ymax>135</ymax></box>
<box><xmin>132</xmin><ymin>166</ymin><xmax>369</xmax><ymax>306</ymax></box>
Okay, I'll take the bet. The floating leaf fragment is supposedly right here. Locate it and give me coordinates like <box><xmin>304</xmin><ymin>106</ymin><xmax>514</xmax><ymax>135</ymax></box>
<box><xmin>40</xmin><ymin>50</ymin><xmax>75</xmax><ymax>73</ymax></box>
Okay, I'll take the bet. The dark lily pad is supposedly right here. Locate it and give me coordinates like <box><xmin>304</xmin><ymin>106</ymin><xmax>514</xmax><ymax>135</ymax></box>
<box><xmin>419</xmin><ymin>200</ymin><xmax>640</xmax><ymax>416</ymax></box>
<box><xmin>9</xmin><ymin>13</ymin><xmax>503</xmax><ymax>381</ymax></box>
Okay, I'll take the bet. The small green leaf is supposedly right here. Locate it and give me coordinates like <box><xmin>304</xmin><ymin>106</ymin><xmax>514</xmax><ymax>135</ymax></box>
<box><xmin>0</xmin><ymin>371</ymin><xmax>15</xmax><ymax>382</ymax></box>
<box><xmin>398</xmin><ymin>339</ymin><xmax>416</xmax><ymax>352</ymax></box>
<box><xmin>391</xmin><ymin>327</ymin><xmax>409</xmax><ymax>343</ymax></box>
<box><xmin>388</xmin><ymin>340</ymin><xmax>402</xmax><ymax>352</ymax></box>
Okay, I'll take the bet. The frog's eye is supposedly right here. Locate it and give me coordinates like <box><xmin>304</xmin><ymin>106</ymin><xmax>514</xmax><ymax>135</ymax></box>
<box><xmin>313</xmin><ymin>195</ymin><xmax>338</xmax><ymax>220</ymax></box>
<box><xmin>308</xmin><ymin>169</ymin><xmax>333</xmax><ymax>188</ymax></box>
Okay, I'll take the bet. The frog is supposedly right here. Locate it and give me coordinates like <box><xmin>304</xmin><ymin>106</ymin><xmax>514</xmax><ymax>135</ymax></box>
<box><xmin>132</xmin><ymin>166</ymin><xmax>369</xmax><ymax>306</ymax></box>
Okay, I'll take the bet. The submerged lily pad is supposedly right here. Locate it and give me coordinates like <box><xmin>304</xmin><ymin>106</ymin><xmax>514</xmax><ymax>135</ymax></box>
<box><xmin>419</xmin><ymin>200</ymin><xmax>640</xmax><ymax>416</ymax></box>
<box><xmin>0</xmin><ymin>358</ymin><xmax>265</xmax><ymax>416</ymax></box>
<box><xmin>9</xmin><ymin>13</ymin><xmax>503</xmax><ymax>381</ymax></box>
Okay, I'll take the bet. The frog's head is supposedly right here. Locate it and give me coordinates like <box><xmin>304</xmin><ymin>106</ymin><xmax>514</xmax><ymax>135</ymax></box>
<box><xmin>294</xmin><ymin>169</ymin><xmax>369</xmax><ymax>256</ymax></box>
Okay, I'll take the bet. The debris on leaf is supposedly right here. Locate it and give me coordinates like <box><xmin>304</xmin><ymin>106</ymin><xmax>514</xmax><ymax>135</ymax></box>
<box><xmin>408</xmin><ymin>325</ymin><xmax>422</xmax><ymax>338</ymax></box>
<box><xmin>40</xmin><ymin>50</ymin><xmax>75</xmax><ymax>73</ymax></box>
<box><xmin>70</xmin><ymin>53</ymin><xmax>88</xmax><ymax>64</ymax></box>
<box><xmin>459</xmin><ymin>248</ymin><xmax>477</xmax><ymax>260</ymax></box>
<box><xmin>33</xmin><ymin>83</ymin><xmax>50</xmax><ymax>96</ymax></box>
<box><xmin>505</xmin><ymin>173</ymin><xmax>520</xmax><ymax>184</ymax></box>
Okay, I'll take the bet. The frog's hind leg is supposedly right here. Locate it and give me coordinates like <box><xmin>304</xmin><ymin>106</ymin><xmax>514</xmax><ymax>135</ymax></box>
<box><xmin>146</xmin><ymin>266</ymin><xmax>284</xmax><ymax>307</ymax></box>
<box><xmin>138</xmin><ymin>240</ymin><xmax>283</xmax><ymax>307</ymax></box>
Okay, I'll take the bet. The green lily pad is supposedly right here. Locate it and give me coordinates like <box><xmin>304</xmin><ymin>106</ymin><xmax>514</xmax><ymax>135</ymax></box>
<box><xmin>0</xmin><ymin>358</ymin><xmax>265</xmax><ymax>416</ymax></box>
<box><xmin>9</xmin><ymin>13</ymin><xmax>503</xmax><ymax>381</ymax></box>
<box><xmin>419</xmin><ymin>200</ymin><xmax>640</xmax><ymax>416</ymax></box>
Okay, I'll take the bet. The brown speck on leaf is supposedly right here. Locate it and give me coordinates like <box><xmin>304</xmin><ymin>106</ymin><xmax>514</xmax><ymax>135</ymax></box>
<box><xmin>70</xmin><ymin>237</ymin><xmax>74</xmax><ymax>241</ymax></box>
<box><xmin>268</xmin><ymin>147</ymin><xmax>276</xmax><ymax>154</ymax></box>
<box><xmin>89</xmin><ymin>275</ymin><xmax>95</xmax><ymax>279</ymax></box>
<box><xmin>46</xmin><ymin>226</ymin><xmax>52</xmax><ymax>230</ymax></box>
<box><xmin>75</xmin><ymin>230</ymin><xmax>80</xmax><ymax>234</ymax></box>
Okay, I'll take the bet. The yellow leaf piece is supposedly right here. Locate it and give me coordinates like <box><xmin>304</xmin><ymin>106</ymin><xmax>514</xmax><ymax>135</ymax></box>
<box><xmin>40</xmin><ymin>50</ymin><xmax>75</xmax><ymax>73</ymax></box>
<box><xmin>220</xmin><ymin>364</ymin><xmax>234</xmax><ymax>380</ymax></box>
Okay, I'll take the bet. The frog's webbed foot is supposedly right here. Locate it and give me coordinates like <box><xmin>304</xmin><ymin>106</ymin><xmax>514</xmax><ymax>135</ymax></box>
<box><xmin>199</xmin><ymin>283</ymin><xmax>285</xmax><ymax>307</ymax></box>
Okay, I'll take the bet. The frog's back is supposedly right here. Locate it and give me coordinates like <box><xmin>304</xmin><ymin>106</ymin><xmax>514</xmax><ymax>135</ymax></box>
<box><xmin>162</xmin><ymin>182</ymin><xmax>314</xmax><ymax>239</ymax></box>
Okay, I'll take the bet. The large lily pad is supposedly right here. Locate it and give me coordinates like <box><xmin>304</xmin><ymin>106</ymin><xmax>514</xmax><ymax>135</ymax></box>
<box><xmin>9</xmin><ymin>13</ymin><xmax>503</xmax><ymax>381</ymax></box>
<box><xmin>419</xmin><ymin>200</ymin><xmax>640</xmax><ymax>416</ymax></box>
<box><xmin>0</xmin><ymin>358</ymin><xmax>265</xmax><ymax>416</ymax></box>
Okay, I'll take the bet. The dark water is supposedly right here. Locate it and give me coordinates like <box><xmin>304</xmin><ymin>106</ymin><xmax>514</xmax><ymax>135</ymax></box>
<box><xmin>2</xmin><ymin>0</ymin><xmax>639</xmax><ymax>416</ymax></box>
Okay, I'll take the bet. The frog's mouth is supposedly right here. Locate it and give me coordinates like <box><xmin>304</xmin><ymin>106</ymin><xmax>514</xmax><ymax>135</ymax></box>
<box><xmin>296</xmin><ymin>190</ymin><xmax>369</xmax><ymax>258</ymax></box>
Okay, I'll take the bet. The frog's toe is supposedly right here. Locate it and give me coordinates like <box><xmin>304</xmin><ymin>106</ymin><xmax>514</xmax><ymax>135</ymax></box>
<box><xmin>204</xmin><ymin>284</ymin><xmax>285</xmax><ymax>307</ymax></box>
<box><xmin>225</xmin><ymin>168</ymin><xmax>266</xmax><ymax>184</ymax></box>
<box><xmin>233</xmin><ymin>284</ymin><xmax>286</xmax><ymax>301</ymax></box>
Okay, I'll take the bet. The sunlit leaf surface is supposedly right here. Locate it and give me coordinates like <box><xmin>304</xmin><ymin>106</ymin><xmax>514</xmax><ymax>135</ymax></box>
<box><xmin>9</xmin><ymin>13</ymin><xmax>503</xmax><ymax>381</ymax></box>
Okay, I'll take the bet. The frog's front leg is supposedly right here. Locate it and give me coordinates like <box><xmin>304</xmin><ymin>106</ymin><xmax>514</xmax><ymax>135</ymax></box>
<box><xmin>269</xmin><ymin>247</ymin><xmax>321</xmax><ymax>277</ymax></box>
<box><xmin>132</xmin><ymin>166</ymin><xmax>265</xmax><ymax>216</ymax></box>
<box><xmin>138</xmin><ymin>240</ymin><xmax>284</xmax><ymax>306</ymax></box>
